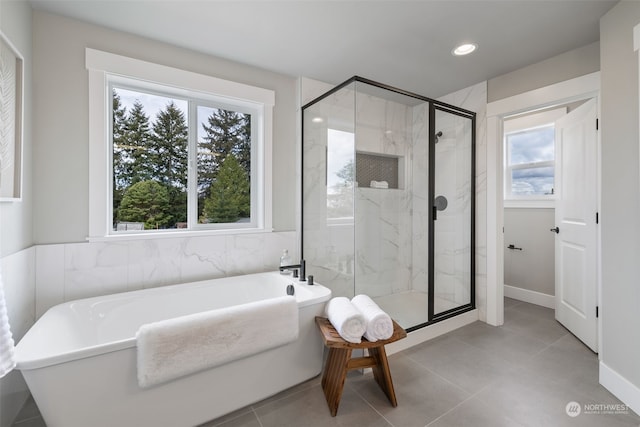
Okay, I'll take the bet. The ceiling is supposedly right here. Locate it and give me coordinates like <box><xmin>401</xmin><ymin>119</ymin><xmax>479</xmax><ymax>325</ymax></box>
<box><xmin>30</xmin><ymin>0</ymin><xmax>617</xmax><ymax>98</ymax></box>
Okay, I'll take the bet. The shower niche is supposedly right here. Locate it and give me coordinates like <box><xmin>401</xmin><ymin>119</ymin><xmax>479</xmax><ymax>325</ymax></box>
<box><xmin>355</xmin><ymin>152</ymin><xmax>403</xmax><ymax>190</ymax></box>
<box><xmin>302</xmin><ymin>77</ymin><xmax>475</xmax><ymax>331</ymax></box>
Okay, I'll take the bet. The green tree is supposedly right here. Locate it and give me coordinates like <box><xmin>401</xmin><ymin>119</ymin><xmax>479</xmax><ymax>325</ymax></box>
<box><xmin>327</xmin><ymin>159</ymin><xmax>355</xmax><ymax>219</ymax></box>
<box><xmin>118</xmin><ymin>180</ymin><xmax>172</xmax><ymax>229</ymax></box>
<box><xmin>198</xmin><ymin>109</ymin><xmax>251</xmax><ymax>205</ymax></box>
<box><xmin>336</xmin><ymin>158</ymin><xmax>355</xmax><ymax>184</ymax></box>
<box><xmin>112</xmin><ymin>90</ymin><xmax>129</xmax><ymax>223</ymax></box>
<box><xmin>202</xmin><ymin>155</ymin><xmax>250</xmax><ymax>223</ymax></box>
<box><xmin>150</xmin><ymin>101</ymin><xmax>188</xmax><ymax>223</ymax></box>
<box><xmin>124</xmin><ymin>100</ymin><xmax>153</xmax><ymax>184</ymax></box>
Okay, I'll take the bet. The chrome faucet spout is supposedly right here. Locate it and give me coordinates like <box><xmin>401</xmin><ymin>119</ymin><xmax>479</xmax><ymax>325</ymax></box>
<box><xmin>300</xmin><ymin>259</ymin><xmax>306</xmax><ymax>282</ymax></box>
<box><xmin>279</xmin><ymin>259</ymin><xmax>306</xmax><ymax>281</ymax></box>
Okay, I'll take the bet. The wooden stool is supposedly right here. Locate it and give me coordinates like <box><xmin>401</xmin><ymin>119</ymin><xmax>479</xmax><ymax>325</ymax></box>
<box><xmin>315</xmin><ymin>316</ymin><xmax>407</xmax><ymax>416</ymax></box>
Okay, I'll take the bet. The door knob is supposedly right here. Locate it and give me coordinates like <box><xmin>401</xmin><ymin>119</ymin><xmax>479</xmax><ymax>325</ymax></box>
<box><xmin>550</xmin><ymin>226</ymin><xmax>560</xmax><ymax>234</ymax></box>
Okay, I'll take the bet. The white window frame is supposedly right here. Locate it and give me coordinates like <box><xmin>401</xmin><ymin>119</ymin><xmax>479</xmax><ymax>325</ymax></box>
<box><xmin>86</xmin><ymin>48</ymin><xmax>274</xmax><ymax>240</ymax></box>
<box><xmin>503</xmin><ymin>107</ymin><xmax>566</xmax><ymax>208</ymax></box>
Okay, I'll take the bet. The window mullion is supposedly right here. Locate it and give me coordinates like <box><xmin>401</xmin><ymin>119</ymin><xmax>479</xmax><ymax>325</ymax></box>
<box><xmin>107</xmin><ymin>82</ymin><xmax>115</xmax><ymax>233</ymax></box>
<box><xmin>187</xmin><ymin>100</ymin><xmax>198</xmax><ymax>229</ymax></box>
<box><xmin>510</xmin><ymin>160</ymin><xmax>554</xmax><ymax>170</ymax></box>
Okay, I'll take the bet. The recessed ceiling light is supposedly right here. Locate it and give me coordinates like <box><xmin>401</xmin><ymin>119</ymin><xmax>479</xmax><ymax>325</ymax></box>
<box><xmin>311</xmin><ymin>117</ymin><xmax>324</xmax><ymax>123</ymax></box>
<box><xmin>452</xmin><ymin>43</ymin><xmax>477</xmax><ymax>56</ymax></box>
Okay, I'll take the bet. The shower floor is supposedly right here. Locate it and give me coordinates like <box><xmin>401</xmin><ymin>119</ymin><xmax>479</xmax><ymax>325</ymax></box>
<box><xmin>373</xmin><ymin>291</ymin><xmax>460</xmax><ymax>329</ymax></box>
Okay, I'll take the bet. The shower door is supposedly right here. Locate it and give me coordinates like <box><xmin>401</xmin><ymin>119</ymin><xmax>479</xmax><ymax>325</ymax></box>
<box><xmin>429</xmin><ymin>105</ymin><xmax>475</xmax><ymax>321</ymax></box>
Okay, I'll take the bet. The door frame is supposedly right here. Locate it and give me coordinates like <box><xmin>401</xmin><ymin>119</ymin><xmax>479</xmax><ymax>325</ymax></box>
<box><xmin>485</xmin><ymin>72</ymin><xmax>601</xmax><ymax>345</ymax></box>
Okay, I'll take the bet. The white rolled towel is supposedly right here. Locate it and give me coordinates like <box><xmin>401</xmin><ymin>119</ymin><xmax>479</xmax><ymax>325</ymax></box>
<box><xmin>351</xmin><ymin>294</ymin><xmax>393</xmax><ymax>341</ymax></box>
<box><xmin>324</xmin><ymin>297</ymin><xmax>366</xmax><ymax>344</ymax></box>
<box><xmin>370</xmin><ymin>180</ymin><xmax>389</xmax><ymax>189</ymax></box>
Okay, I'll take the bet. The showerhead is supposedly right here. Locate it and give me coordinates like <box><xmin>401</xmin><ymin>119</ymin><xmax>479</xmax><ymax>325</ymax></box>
<box><xmin>435</xmin><ymin>131</ymin><xmax>443</xmax><ymax>143</ymax></box>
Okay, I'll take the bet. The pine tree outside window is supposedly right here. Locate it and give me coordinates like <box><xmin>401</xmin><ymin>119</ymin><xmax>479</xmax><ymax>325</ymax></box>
<box><xmin>109</xmin><ymin>82</ymin><xmax>259</xmax><ymax>233</ymax></box>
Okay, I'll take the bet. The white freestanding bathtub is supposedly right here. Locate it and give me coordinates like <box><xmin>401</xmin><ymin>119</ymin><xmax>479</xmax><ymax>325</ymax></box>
<box><xmin>15</xmin><ymin>271</ymin><xmax>331</xmax><ymax>427</ymax></box>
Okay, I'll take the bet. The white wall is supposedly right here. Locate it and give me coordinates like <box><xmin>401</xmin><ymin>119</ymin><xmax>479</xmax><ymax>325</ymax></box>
<box><xmin>599</xmin><ymin>0</ymin><xmax>640</xmax><ymax>414</ymax></box>
<box><xmin>0</xmin><ymin>2</ymin><xmax>34</xmax><ymax>258</ymax></box>
<box><xmin>488</xmin><ymin>41</ymin><xmax>600</xmax><ymax>103</ymax></box>
<box><xmin>32</xmin><ymin>10</ymin><xmax>298</xmax><ymax>244</ymax></box>
<box><xmin>504</xmin><ymin>208</ymin><xmax>555</xmax><ymax>297</ymax></box>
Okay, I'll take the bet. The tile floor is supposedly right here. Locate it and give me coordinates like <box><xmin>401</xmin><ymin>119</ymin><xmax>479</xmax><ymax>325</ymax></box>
<box><xmin>12</xmin><ymin>298</ymin><xmax>640</xmax><ymax>427</ymax></box>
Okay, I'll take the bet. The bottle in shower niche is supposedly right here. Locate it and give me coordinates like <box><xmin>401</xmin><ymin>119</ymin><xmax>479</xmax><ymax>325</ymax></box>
<box><xmin>280</xmin><ymin>249</ymin><xmax>292</xmax><ymax>274</ymax></box>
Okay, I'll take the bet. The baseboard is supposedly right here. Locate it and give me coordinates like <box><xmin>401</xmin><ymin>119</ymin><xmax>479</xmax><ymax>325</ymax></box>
<box><xmin>504</xmin><ymin>284</ymin><xmax>555</xmax><ymax>309</ymax></box>
<box><xmin>599</xmin><ymin>361</ymin><xmax>640</xmax><ymax>416</ymax></box>
<box><xmin>385</xmin><ymin>309</ymin><xmax>479</xmax><ymax>356</ymax></box>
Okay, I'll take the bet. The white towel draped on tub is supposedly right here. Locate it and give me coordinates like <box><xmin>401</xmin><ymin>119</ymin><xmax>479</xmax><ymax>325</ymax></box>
<box><xmin>351</xmin><ymin>294</ymin><xmax>393</xmax><ymax>342</ymax></box>
<box><xmin>0</xmin><ymin>267</ymin><xmax>16</xmax><ymax>378</ymax></box>
<box><xmin>324</xmin><ymin>297</ymin><xmax>366</xmax><ymax>344</ymax></box>
<box><xmin>136</xmin><ymin>295</ymin><xmax>298</xmax><ymax>388</ymax></box>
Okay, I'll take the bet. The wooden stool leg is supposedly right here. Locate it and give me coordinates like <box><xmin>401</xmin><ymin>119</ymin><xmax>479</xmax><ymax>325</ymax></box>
<box><xmin>321</xmin><ymin>347</ymin><xmax>352</xmax><ymax>416</ymax></box>
<box><xmin>369</xmin><ymin>346</ymin><xmax>398</xmax><ymax>407</ymax></box>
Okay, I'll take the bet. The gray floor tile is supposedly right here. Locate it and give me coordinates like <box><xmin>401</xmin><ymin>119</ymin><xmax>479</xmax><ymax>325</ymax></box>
<box><xmin>475</xmin><ymin>366</ymin><xmax>638</xmax><ymax>427</ymax></box>
<box><xmin>427</xmin><ymin>396</ymin><xmax>524</xmax><ymax>427</ymax></box>
<box><xmin>523</xmin><ymin>333</ymin><xmax>611</xmax><ymax>402</ymax></box>
<box><xmin>250</xmin><ymin>375</ymin><xmax>322</xmax><ymax>409</ymax></box>
<box><xmin>404</xmin><ymin>334</ymin><xmax>515</xmax><ymax>393</ymax></box>
<box><xmin>11</xmin><ymin>418</ymin><xmax>46</xmax><ymax>427</ymax></box>
<box><xmin>504</xmin><ymin>297</ymin><xmax>523</xmax><ymax>308</ymax></box>
<box><xmin>350</xmin><ymin>353</ymin><xmax>470</xmax><ymax>427</ymax></box>
<box><xmin>254</xmin><ymin>383</ymin><xmax>391</xmax><ymax>427</ymax></box>
<box><xmin>198</xmin><ymin>410</ymin><xmax>261</xmax><ymax>427</ymax></box>
<box><xmin>450</xmin><ymin>321</ymin><xmax>549</xmax><ymax>365</ymax></box>
<box><xmin>11</xmin><ymin>397</ymin><xmax>41</xmax><ymax>424</ymax></box>
<box><xmin>475</xmin><ymin>366</ymin><xmax>585</xmax><ymax>426</ymax></box>
<box><xmin>505</xmin><ymin>300</ymin><xmax>555</xmax><ymax>320</ymax></box>
<box><xmin>503</xmin><ymin>308</ymin><xmax>569</xmax><ymax>344</ymax></box>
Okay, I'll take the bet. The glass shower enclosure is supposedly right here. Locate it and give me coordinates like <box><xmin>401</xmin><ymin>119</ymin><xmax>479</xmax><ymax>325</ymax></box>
<box><xmin>302</xmin><ymin>77</ymin><xmax>475</xmax><ymax>331</ymax></box>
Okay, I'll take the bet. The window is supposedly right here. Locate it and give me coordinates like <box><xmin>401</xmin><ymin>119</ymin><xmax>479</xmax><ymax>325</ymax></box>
<box><xmin>326</xmin><ymin>129</ymin><xmax>354</xmax><ymax>222</ymax></box>
<box><xmin>110</xmin><ymin>83</ymin><xmax>258</xmax><ymax>233</ymax></box>
<box><xmin>503</xmin><ymin>108</ymin><xmax>566</xmax><ymax>203</ymax></box>
<box><xmin>505</xmin><ymin>125</ymin><xmax>555</xmax><ymax>196</ymax></box>
<box><xmin>87</xmin><ymin>49</ymin><xmax>274</xmax><ymax>238</ymax></box>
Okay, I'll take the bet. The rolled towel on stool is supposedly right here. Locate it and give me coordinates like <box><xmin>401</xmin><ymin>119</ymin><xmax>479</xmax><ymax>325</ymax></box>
<box><xmin>324</xmin><ymin>297</ymin><xmax>366</xmax><ymax>344</ymax></box>
<box><xmin>351</xmin><ymin>294</ymin><xmax>393</xmax><ymax>341</ymax></box>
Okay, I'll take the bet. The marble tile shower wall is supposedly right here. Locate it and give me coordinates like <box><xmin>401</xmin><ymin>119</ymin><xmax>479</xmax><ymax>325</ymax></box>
<box><xmin>354</xmin><ymin>93</ymin><xmax>414</xmax><ymax>298</ymax></box>
<box><xmin>34</xmin><ymin>231</ymin><xmax>297</xmax><ymax>317</ymax></box>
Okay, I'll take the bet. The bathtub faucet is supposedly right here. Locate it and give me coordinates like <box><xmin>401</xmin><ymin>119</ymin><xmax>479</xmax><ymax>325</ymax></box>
<box><xmin>279</xmin><ymin>259</ymin><xmax>306</xmax><ymax>282</ymax></box>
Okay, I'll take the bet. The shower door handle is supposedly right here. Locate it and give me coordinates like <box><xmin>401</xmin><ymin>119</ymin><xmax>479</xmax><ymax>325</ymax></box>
<box><xmin>432</xmin><ymin>195</ymin><xmax>448</xmax><ymax>221</ymax></box>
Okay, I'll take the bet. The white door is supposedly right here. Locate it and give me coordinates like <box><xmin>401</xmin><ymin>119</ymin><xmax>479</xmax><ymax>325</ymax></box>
<box><xmin>553</xmin><ymin>98</ymin><xmax>598</xmax><ymax>352</ymax></box>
